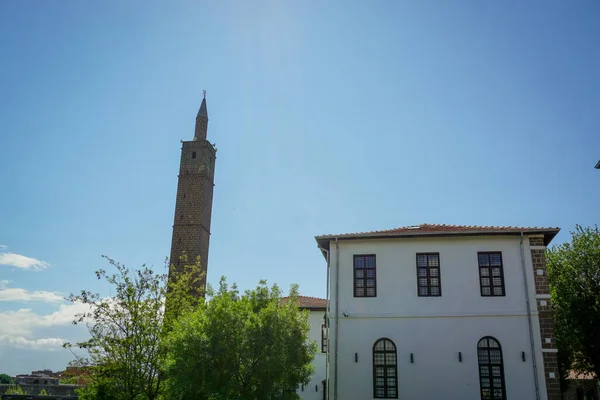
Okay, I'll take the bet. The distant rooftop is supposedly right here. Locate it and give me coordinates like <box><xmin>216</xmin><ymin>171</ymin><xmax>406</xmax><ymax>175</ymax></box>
<box><xmin>281</xmin><ymin>295</ymin><xmax>327</xmax><ymax>310</ymax></box>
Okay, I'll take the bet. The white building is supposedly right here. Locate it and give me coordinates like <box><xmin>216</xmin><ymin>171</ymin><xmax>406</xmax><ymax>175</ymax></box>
<box><xmin>315</xmin><ymin>224</ymin><xmax>561</xmax><ymax>400</ymax></box>
<box><xmin>293</xmin><ymin>296</ymin><xmax>328</xmax><ymax>400</ymax></box>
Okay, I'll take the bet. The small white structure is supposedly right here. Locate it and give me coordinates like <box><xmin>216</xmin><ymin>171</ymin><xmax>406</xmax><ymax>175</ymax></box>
<box><xmin>291</xmin><ymin>296</ymin><xmax>328</xmax><ymax>400</ymax></box>
<box><xmin>315</xmin><ymin>224</ymin><xmax>561</xmax><ymax>400</ymax></box>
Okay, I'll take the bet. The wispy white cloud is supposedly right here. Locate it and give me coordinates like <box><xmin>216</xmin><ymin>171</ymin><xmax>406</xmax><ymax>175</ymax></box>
<box><xmin>0</xmin><ymin>288</ymin><xmax>64</xmax><ymax>303</ymax></box>
<box><xmin>0</xmin><ymin>252</ymin><xmax>50</xmax><ymax>270</ymax></box>
<box><xmin>0</xmin><ymin>245</ymin><xmax>8</xmax><ymax>251</ymax></box>
<box><xmin>0</xmin><ymin>335</ymin><xmax>65</xmax><ymax>350</ymax></box>
<box><xmin>0</xmin><ymin>303</ymin><xmax>91</xmax><ymax>337</ymax></box>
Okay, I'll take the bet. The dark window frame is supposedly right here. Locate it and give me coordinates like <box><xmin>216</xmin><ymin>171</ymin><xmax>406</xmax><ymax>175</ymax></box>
<box><xmin>372</xmin><ymin>338</ymin><xmax>398</xmax><ymax>399</ymax></box>
<box><xmin>416</xmin><ymin>252</ymin><xmax>442</xmax><ymax>297</ymax></box>
<box><xmin>477</xmin><ymin>336</ymin><xmax>507</xmax><ymax>400</ymax></box>
<box><xmin>353</xmin><ymin>254</ymin><xmax>377</xmax><ymax>298</ymax></box>
<box><xmin>477</xmin><ymin>252</ymin><xmax>506</xmax><ymax>297</ymax></box>
<box><xmin>321</xmin><ymin>324</ymin><xmax>327</xmax><ymax>353</ymax></box>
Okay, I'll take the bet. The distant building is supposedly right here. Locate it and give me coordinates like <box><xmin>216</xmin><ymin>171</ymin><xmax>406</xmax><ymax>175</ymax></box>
<box><xmin>284</xmin><ymin>296</ymin><xmax>328</xmax><ymax>400</ymax></box>
<box><xmin>15</xmin><ymin>374</ymin><xmax>58</xmax><ymax>386</ymax></box>
<box><xmin>316</xmin><ymin>223</ymin><xmax>562</xmax><ymax>400</ymax></box>
<box><xmin>0</xmin><ymin>370</ymin><xmax>81</xmax><ymax>397</ymax></box>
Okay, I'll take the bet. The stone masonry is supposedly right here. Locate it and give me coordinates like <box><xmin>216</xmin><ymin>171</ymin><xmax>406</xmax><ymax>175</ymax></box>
<box><xmin>529</xmin><ymin>237</ymin><xmax>561</xmax><ymax>399</ymax></box>
<box><xmin>167</xmin><ymin>94</ymin><xmax>216</xmax><ymax>297</ymax></box>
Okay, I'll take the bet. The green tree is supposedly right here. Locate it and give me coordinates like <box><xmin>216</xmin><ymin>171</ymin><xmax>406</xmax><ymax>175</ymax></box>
<box><xmin>0</xmin><ymin>373</ymin><xmax>14</xmax><ymax>384</ymax></box>
<box><xmin>64</xmin><ymin>255</ymin><xmax>202</xmax><ymax>400</ymax></box>
<box><xmin>164</xmin><ymin>277</ymin><xmax>316</xmax><ymax>400</ymax></box>
<box><xmin>39</xmin><ymin>388</ymin><xmax>49</xmax><ymax>396</ymax></box>
<box><xmin>546</xmin><ymin>224</ymin><xmax>600</xmax><ymax>380</ymax></box>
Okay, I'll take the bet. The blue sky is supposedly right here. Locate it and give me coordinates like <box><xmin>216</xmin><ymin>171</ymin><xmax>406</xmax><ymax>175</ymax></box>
<box><xmin>0</xmin><ymin>0</ymin><xmax>599</xmax><ymax>376</ymax></box>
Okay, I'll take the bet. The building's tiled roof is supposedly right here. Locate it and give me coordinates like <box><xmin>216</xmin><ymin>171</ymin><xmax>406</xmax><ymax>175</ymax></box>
<box><xmin>315</xmin><ymin>223</ymin><xmax>560</xmax><ymax>250</ymax></box>
<box><xmin>281</xmin><ymin>295</ymin><xmax>327</xmax><ymax>310</ymax></box>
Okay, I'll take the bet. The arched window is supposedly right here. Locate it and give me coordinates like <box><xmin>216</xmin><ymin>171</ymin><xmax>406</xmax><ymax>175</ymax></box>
<box><xmin>477</xmin><ymin>336</ymin><xmax>506</xmax><ymax>400</ymax></box>
<box><xmin>373</xmin><ymin>338</ymin><xmax>398</xmax><ymax>399</ymax></box>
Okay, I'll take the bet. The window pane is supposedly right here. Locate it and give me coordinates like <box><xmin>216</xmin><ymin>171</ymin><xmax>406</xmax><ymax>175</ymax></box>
<box><xmin>365</xmin><ymin>256</ymin><xmax>376</xmax><ymax>268</ymax></box>
<box><xmin>478</xmin><ymin>254</ymin><xmax>490</xmax><ymax>266</ymax></box>
<box><xmin>481</xmin><ymin>278</ymin><xmax>490</xmax><ymax>287</ymax></box>
<box><xmin>355</xmin><ymin>269</ymin><xmax>364</xmax><ymax>278</ymax></box>
<box><xmin>493</xmin><ymin>286</ymin><xmax>504</xmax><ymax>296</ymax></box>
<box><xmin>492</xmin><ymin>277</ymin><xmax>503</xmax><ymax>287</ymax></box>
<box><xmin>430</xmin><ymin>287</ymin><xmax>440</xmax><ymax>296</ymax></box>
<box><xmin>355</xmin><ymin>257</ymin><xmax>365</xmax><ymax>268</ymax></box>
<box><xmin>385</xmin><ymin>353</ymin><xmax>396</xmax><ymax>364</ymax></box>
<box><xmin>355</xmin><ymin>278</ymin><xmax>364</xmax><ymax>287</ymax></box>
<box><xmin>366</xmin><ymin>269</ymin><xmax>376</xmax><ymax>278</ymax></box>
<box><xmin>417</xmin><ymin>255</ymin><xmax>428</xmax><ymax>267</ymax></box>
<box><xmin>478</xmin><ymin>351</ymin><xmax>490</xmax><ymax>364</ymax></box>
<box><xmin>490</xmin><ymin>350</ymin><xmax>502</xmax><ymax>363</ymax></box>
<box><xmin>492</xmin><ymin>267</ymin><xmax>501</xmax><ymax>277</ymax></box>
<box><xmin>418</xmin><ymin>268</ymin><xmax>427</xmax><ymax>277</ymax></box>
<box><xmin>419</xmin><ymin>287</ymin><xmax>428</xmax><ymax>296</ymax></box>
<box><xmin>482</xmin><ymin>287</ymin><xmax>491</xmax><ymax>296</ymax></box>
<box><xmin>366</xmin><ymin>279</ymin><xmax>375</xmax><ymax>288</ymax></box>
<box><xmin>418</xmin><ymin>278</ymin><xmax>428</xmax><ymax>287</ymax></box>
<box><xmin>480</xmin><ymin>267</ymin><xmax>490</xmax><ymax>276</ymax></box>
<box><xmin>355</xmin><ymin>287</ymin><xmax>364</xmax><ymax>297</ymax></box>
<box><xmin>430</xmin><ymin>277</ymin><xmax>439</xmax><ymax>286</ymax></box>
<box><xmin>429</xmin><ymin>268</ymin><xmax>439</xmax><ymax>277</ymax></box>
<box><xmin>490</xmin><ymin>253</ymin><xmax>502</xmax><ymax>266</ymax></box>
<box><xmin>366</xmin><ymin>287</ymin><xmax>376</xmax><ymax>297</ymax></box>
<box><xmin>428</xmin><ymin>255</ymin><xmax>439</xmax><ymax>267</ymax></box>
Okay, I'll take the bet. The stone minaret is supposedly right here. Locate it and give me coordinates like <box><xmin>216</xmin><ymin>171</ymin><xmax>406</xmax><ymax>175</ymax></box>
<box><xmin>168</xmin><ymin>92</ymin><xmax>216</xmax><ymax>297</ymax></box>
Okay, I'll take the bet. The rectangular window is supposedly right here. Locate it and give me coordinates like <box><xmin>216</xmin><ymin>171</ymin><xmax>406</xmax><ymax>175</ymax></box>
<box><xmin>478</xmin><ymin>252</ymin><xmax>505</xmax><ymax>297</ymax></box>
<box><xmin>354</xmin><ymin>255</ymin><xmax>376</xmax><ymax>297</ymax></box>
<box><xmin>416</xmin><ymin>253</ymin><xmax>441</xmax><ymax>296</ymax></box>
<box><xmin>321</xmin><ymin>324</ymin><xmax>327</xmax><ymax>353</ymax></box>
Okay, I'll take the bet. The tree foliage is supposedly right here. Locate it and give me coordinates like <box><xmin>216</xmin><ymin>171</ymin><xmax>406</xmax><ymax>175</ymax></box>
<box><xmin>5</xmin><ymin>385</ymin><xmax>24</xmax><ymax>395</ymax></box>
<box><xmin>64</xmin><ymin>255</ymin><xmax>201</xmax><ymax>400</ymax></box>
<box><xmin>163</xmin><ymin>277</ymin><xmax>317</xmax><ymax>400</ymax></box>
<box><xmin>546</xmin><ymin>224</ymin><xmax>600</xmax><ymax>380</ymax></box>
<box><xmin>0</xmin><ymin>373</ymin><xmax>14</xmax><ymax>384</ymax></box>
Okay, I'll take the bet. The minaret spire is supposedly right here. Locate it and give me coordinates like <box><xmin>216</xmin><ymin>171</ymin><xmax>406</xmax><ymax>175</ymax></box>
<box><xmin>168</xmin><ymin>91</ymin><xmax>218</xmax><ymax>299</ymax></box>
<box><xmin>194</xmin><ymin>90</ymin><xmax>208</xmax><ymax>140</ymax></box>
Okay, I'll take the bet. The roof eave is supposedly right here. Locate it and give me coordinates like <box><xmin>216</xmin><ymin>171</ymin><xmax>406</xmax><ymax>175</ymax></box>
<box><xmin>299</xmin><ymin>306</ymin><xmax>327</xmax><ymax>311</ymax></box>
<box><xmin>315</xmin><ymin>228</ymin><xmax>560</xmax><ymax>249</ymax></box>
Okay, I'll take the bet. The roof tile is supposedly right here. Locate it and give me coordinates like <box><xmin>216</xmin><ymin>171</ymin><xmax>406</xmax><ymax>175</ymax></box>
<box><xmin>316</xmin><ymin>223</ymin><xmax>560</xmax><ymax>246</ymax></box>
<box><xmin>281</xmin><ymin>295</ymin><xmax>327</xmax><ymax>309</ymax></box>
